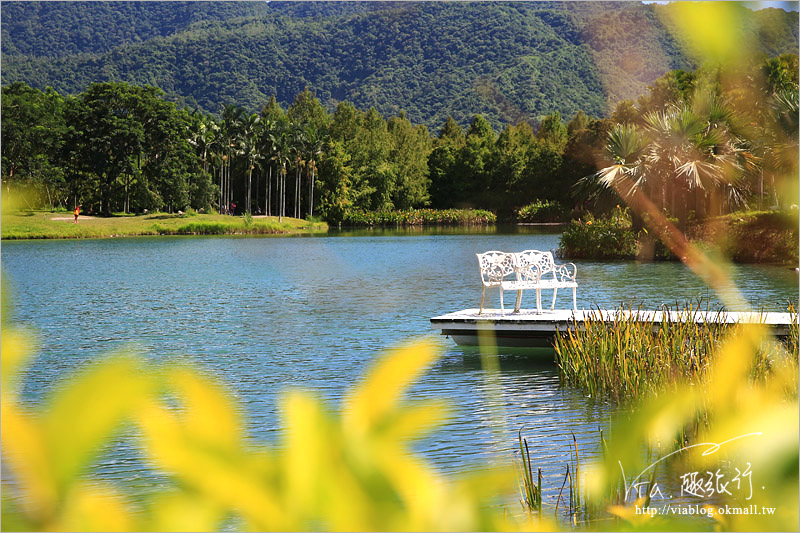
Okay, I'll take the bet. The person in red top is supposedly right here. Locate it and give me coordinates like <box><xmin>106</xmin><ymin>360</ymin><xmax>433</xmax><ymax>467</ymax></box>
<box><xmin>74</xmin><ymin>204</ymin><xmax>81</xmax><ymax>223</ymax></box>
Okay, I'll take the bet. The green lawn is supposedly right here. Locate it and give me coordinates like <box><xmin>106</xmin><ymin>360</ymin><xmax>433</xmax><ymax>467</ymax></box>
<box><xmin>1</xmin><ymin>211</ymin><xmax>328</xmax><ymax>240</ymax></box>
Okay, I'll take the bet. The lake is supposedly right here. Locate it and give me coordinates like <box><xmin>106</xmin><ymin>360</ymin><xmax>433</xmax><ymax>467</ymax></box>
<box><xmin>2</xmin><ymin>228</ymin><xmax>797</xmax><ymax>505</ymax></box>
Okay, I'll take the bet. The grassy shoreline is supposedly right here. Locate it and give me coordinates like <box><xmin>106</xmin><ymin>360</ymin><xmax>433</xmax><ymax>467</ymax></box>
<box><xmin>1</xmin><ymin>211</ymin><xmax>328</xmax><ymax>240</ymax></box>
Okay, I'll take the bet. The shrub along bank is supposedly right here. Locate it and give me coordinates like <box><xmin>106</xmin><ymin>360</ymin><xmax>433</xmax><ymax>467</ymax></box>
<box><xmin>688</xmin><ymin>211</ymin><xmax>799</xmax><ymax>264</ymax></box>
<box><xmin>558</xmin><ymin>207</ymin><xmax>638</xmax><ymax>259</ymax></box>
<box><xmin>515</xmin><ymin>199</ymin><xmax>568</xmax><ymax>223</ymax></box>
<box><xmin>340</xmin><ymin>208</ymin><xmax>496</xmax><ymax>227</ymax></box>
<box><xmin>559</xmin><ymin>209</ymin><xmax>799</xmax><ymax>264</ymax></box>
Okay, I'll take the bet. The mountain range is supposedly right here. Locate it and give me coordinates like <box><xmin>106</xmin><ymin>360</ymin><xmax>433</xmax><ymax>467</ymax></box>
<box><xmin>2</xmin><ymin>1</ymin><xmax>797</xmax><ymax>130</ymax></box>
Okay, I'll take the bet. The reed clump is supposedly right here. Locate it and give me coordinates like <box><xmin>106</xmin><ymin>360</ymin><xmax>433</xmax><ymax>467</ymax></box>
<box><xmin>341</xmin><ymin>208</ymin><xmax>496</xmax><ymax>227</ymax></box>
<box><xmin>554</xmin><ymin>303</ymin><xmax>798</xmax><ymax>403</ymax></box>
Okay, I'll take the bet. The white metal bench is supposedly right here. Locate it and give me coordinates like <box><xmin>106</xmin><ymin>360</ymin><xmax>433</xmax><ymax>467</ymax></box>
<box><xmin>515</xmin><ymin>249</ymin><xmax>577</xmax><ymax>313</ymax></box>
<box><xmin>476</xmin><ymin>251</ymin><xmax>529</xmax><ymax>314</ymax></box>
<box><xmin>476</xmin><ymin>250</ymin><xmax>578</xmax><ymax>314</ymax></box>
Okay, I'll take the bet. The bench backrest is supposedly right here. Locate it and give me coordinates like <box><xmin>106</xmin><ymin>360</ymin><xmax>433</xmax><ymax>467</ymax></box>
<box><xmin>516</xmin><ymin>249</ymin><xmax>557</xmax><ymax>282</ymax></box>
<box><xmin>476</xmin><ymin>251</ymin><xmax>516</xmax><ymax>285</ymax></box>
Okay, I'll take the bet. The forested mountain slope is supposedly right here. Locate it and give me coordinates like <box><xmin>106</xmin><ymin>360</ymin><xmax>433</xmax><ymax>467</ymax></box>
<box><xmin>2</xmin><ymin>1</ymin><xmax>796</xmax><ymax>130</ymax></box>
<box><xmin>0</xmin><ymin>1</ymin><xmax>273</xmax><ymax>57</ymax></box>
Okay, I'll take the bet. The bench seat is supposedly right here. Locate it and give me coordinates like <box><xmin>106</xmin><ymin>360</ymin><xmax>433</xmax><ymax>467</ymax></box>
<box><xmin>477</xmin><ymin>250</ymin><xmax>578</xmax><ymax>314</ymax></box>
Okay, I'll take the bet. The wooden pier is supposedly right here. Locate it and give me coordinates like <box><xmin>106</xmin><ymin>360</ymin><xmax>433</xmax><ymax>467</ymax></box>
<box><xmin>430</xmin><ymin>308</ymin><xmax>795</xmax><ymax>347</ymax></box>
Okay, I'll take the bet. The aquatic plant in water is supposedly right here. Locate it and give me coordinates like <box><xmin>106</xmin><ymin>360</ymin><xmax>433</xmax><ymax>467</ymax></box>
<box><xmin>553</xmin><ymin>303</ymin><xmax>798</xmax><ymax>403</ymax></box>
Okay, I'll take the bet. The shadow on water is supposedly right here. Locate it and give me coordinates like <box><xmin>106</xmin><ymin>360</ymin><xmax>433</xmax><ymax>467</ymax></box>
<box><xmin>436</xmin><ymin>345</ymin><xmax>558</xmax><ymax>374</ymax></box>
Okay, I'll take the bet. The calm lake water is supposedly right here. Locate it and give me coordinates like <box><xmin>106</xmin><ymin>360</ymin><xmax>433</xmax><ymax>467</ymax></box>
<box><xmin>2</xmin><ymin>228</ymin><xmax>797</xmax><ymax>506</ymax></box>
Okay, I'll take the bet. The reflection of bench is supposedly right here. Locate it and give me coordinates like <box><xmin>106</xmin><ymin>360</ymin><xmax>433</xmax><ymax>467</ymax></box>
<box><xmin>476</xmin><ymin>250</ymin><xmax>578</xmax><ymax>315</ymax></box>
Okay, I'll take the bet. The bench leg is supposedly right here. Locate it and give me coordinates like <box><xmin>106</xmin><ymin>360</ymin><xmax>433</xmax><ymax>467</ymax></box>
<box><xmin>499</xmin><ymin>287</ymin><xmax>505</xmax><ymax>314</ymax></box>
<box><xmin>479</xmin><ymin>286</ymin><xmax>486</xmax><ymax>315</ymax></box>
<box><xmin>536</xmin><ymin>288</ymin><xmax>542</xmax><ymax>314</ymax></box>
<box><xmin>572</xmin><ymin>287</ymin><xmax>577</xmax><ymax>311</ymax></box>
<box><xmin>513</xmin><ymin>290</ymin><xmax>522</xmax><ymax>313</ymax></box>
<box><xmin>551</xmin><ymin>288</ymin><xmax>558</xmax><ymax>310</ymax></box>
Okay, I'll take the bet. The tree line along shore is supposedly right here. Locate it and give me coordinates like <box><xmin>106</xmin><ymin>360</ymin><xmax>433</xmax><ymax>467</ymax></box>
<box><xmin>2</xmin><ymin>54</ymin><xmax>797</xmax><ymax>263</ymax></box>
<box><xmin>4</xmin><ymin>207</ymin><xmax>796</xmax><ymax>267</ymax></box>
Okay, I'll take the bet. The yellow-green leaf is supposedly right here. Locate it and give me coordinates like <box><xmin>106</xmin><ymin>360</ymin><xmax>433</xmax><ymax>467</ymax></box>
<box><xmin>345</xmin><ymin>340</ymin><xmax>439</xmax><ymax>435</ymax></box>
<box><xmin>42</xmin><ymin>354</ymin><xmax>152</xmax><ymax>490</ymax></box>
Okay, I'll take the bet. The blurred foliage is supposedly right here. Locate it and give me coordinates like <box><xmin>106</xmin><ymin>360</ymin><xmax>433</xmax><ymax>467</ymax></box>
<box><xmin>587</xmin><ymin>323</ymin><xmax>799</xmax><ymax>531</ymax></box>
<box><xmin>687</xmin><ymin>211</ymin><xmax>800</xmax><ymax>265</ymax></box>
<box><xmin>1</xmin><ymin>332</ymin><xmax>539</xmax><ymax>531</ymax></box>
<box><xmin>3</xmin><ymin>299</ymin><xmax>796</xmax><ymax>531</ymax></box>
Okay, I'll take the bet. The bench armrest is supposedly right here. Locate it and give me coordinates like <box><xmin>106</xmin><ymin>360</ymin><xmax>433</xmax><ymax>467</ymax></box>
<box><xmin>555</xmin><ymin>262</ymin><xmax>577</xmax><ymax>282</ymax></box>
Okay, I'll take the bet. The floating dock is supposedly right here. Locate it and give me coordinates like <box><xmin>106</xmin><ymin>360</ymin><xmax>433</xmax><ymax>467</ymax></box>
<box><xmin>430</xmin><ymin>308</ymin><xmax>796</xmax><ymax>347</ymax></box>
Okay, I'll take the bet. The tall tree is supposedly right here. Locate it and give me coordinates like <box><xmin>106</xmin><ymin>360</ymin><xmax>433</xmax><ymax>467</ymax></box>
<box><xmin>428</xmin><ymin>116</ymin><xmax>466</xmax><ymax>208</ymax></box>
<box><xmin>268</xmin><ymin>122</ymin><xmax>293</xmax><ymax>221</ymax></box>
<box><xmin>491</xmin><ymin>122</ymin><xmax>537</xmax><ymax>213</ymax></box>
<box><xmin>302</xmin><ymin>124</ymin><xmax>327</xmax><ymax>218</ymax></box>
<box><xmin>1</xmin><ymin>82</ymin><xmax>66</xmax><ymax>208</ymax></box>
<box><xmin>351</xmin><ymin>107</ymin><xmax>393</xmax><ymax>210</ymax></box>
<box><xmin>317</xmin><ymin>140</ymin><xmax>353</xmax><ymax>224</ymax></box>
<box><xmin>536</xmin><ymin>112</ymin><xmax>568</xmax><ymax>153</ymax></box>
<box><xmin>287</xmin><ymin>87</ymin><xmax>330</xmax><ymax>132</ymax></box>
<box><xmin>387</xmin><ymin>113</ymin><xmax>432</xmax><ymax>209</ymax></box>
<box><xmin>63</xmin><ymin>83</ymin><xmax>146</xmax><ymax>215</ymax></box>
<box><xmin>457</xmin><ymin>114</ymin><xmax>495</xmax><ymax>207</ymax></box>
<box><xmin>187</xmin><ymin>113</ymin><xmax>218</xmax><ymax>211</ymax></box>
<box><xmin>261</xmin><ymin>97</ymin><xmax>287</xmax><ymax>216</ymax></box>
<box><xmin>288</xmin><ymin>89</ymin><xmax>329</xmax><ymax>218</ymax></box>
<box><xmin>238</xmin><ymin>112</ymin><xmax>261</xmax><ymax>214</ymax></box>
<box><xmin>290</xmin><ymin>124</ymin><xmax>307</xmax><ymax>218</ymax></box>
<box><xmin>220</xmin><ymin>103</ymin><xmax>244</xmax><ymax>213</ymax></box>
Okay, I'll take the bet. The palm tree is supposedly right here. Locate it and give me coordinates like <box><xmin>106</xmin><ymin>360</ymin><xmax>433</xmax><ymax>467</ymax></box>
<box><xmin>593</xmin><ymin>123</ymin><xmax>649</xmax><ymax>201</ymax></box>
<box><xmin>303</xmin><ymin>124</ymin><xmax>326</xmax><ymax>218</ymax></box>
<box><xmin>762</xmin><ymin>88</ymin><xmax>799</xmax><ymax>209</ymax></box>
<box><xmin>259</xmin><ymin>119</ymin><xmax>276</xmax><ymax>216</ymax></box>
<box><xmin>238</xmin><ymin>112</ymin><xmax>261</xmax><ymax>214</ymax></box>
<box><xmin>268</xmin><ymin>123</ymin><xmax>292</xmax><ymax>222</ymax></box>
<box><xmin>207</xmin><ymin>123</ymin><xmax>225</xmax><ymax>213</ymax></box>
<box><xmin>220</xmin><ymin>104</ymin><xmax>244</xmax><ymax>213</ymax></box>
<box><xmin>290</xmin><ymin>124</ymin><xmax>307</xmax><ymax>219</ymax></box>
<box><xmin>593</xmin><ymin>94</ymin><xmax>744</xmax><ymax>224</ymax></box>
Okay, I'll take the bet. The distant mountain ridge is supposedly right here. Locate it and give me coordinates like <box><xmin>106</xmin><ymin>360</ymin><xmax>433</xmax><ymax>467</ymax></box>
<box><xmin>2</xmin><ymin>1</ymin><xmax>797</xmax><ymax>130</ymax></box>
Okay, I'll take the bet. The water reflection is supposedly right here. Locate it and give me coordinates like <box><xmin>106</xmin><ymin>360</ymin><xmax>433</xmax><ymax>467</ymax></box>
<box><xmin>327</xmin><ymin>222</ymin><xmax>565</xmax><ymax>237</ymax></box>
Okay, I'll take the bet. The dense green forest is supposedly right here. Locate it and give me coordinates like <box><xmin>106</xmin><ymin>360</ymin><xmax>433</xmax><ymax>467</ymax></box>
<box><xmin>2</xmin><ymin>2</ymin><xmax>797</xmax><ymax>130</ymax></box>
<box><xmin>3</xmin><ymin>53</ymin><xmax>797</xmax><ymax>227</ymax></box>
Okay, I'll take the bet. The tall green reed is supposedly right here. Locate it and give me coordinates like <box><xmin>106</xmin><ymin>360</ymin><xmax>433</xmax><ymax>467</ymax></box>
<box><xmin>515</xmin><ymin>428</ymin><xmax>542</xmax><ymax>516</ymax></box>
<box><xmin>553</xmin><ymin>303</ymin><xmax>797</xmax><ymax>403</ymax></box>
